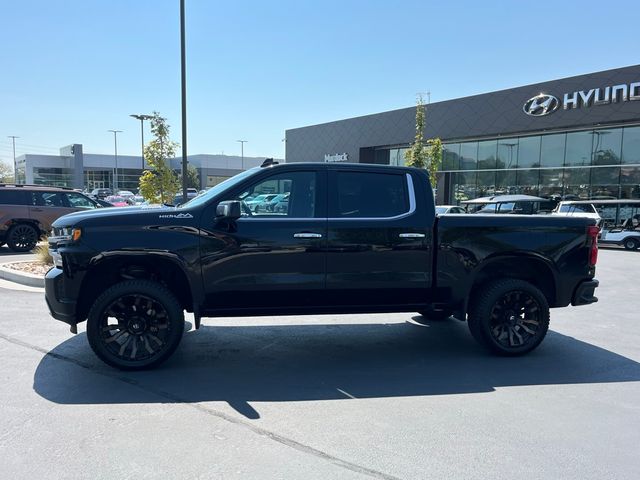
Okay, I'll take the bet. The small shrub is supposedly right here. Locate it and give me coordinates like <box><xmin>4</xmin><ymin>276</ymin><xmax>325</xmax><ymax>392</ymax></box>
<box><xmin>34</xmin><ymin>240</ymin><xmax>53</xmax><ymax>265</ymax></box>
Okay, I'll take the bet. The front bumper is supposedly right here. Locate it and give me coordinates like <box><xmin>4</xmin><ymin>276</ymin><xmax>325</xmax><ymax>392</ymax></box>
<box><xmin>45</xmin><ymin>267</ymin><xmax>78</xmax><ymax>326</ymax></box>
<box><xmin>571</xmin><ymin>279</ymin><xmax>599</xmax><ymax>306</ymax></box>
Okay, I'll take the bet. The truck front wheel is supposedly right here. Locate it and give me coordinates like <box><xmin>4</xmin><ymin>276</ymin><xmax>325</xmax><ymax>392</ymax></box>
<box><xmin>86</xmin><ymin>280</ymin><xmax>185</xmax><ymax>370</ymax></box>
<box><xmin>468</xmin><ymin>279</ymin><xmax>549</xmax><ymax>356</ymax></box>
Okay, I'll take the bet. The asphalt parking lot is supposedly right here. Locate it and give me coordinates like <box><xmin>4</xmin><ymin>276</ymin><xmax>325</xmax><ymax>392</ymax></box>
<box><xmin>0</xmin><ymin>248</ymin><xmax>638</xmax><ymax>479</ymax></box>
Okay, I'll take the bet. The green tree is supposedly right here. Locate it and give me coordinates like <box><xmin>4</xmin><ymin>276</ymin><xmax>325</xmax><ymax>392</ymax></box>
<box><xmin>425</xmin><ymin>137</ymin><xmax>443</xmax><ymax>190</ymax></box>
<box><xmin>0</xmin><ymin>160</ymin><xmax>14</xmax><ymax>183</ymax></box>
<box><xmin>139</xmin><ymin>112</ymin><xmax>180</xmax><ymax>203</ymax></box>
<box><xmin>183</xmin><ymin>164</ymin><xmax>200</xmax><ymax>190</ymax></box>
<box><xmin>404</xmin><ymin>95</ymin><xmax>443</xmax><ymax>189</ymax></box>
<box><xmin>404</xmin><ymin>94</ymin><xmax>427</xmax><ymax>169</ymax></box>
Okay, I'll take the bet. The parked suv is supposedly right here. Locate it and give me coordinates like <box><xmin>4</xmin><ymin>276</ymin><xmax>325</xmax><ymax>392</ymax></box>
<box><xmin>0</xmin><ymin>184</ymin><xmax>101</xmax><ymax>252</ymax></box>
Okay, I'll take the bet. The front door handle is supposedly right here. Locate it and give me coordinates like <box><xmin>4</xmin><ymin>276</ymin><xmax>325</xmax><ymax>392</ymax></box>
<box><xmin>294</xmin><ymin>232</ymin><xmax>323</xmax><ymax>238</ymax></box>
<box><xmin>399</xmin><ymin>233</ymin><xmax>425</xmax><ymax>238</ymax></box>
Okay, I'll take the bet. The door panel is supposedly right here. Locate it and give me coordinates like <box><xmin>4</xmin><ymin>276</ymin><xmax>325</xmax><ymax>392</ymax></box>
<box><xmin>200</xmin><ymin>169</ymin><xmax>328</xmax><ymax>312</ymax></box>
<box><xmin>326</xmin><ymin>169</ymin><xmax>433</xmax><ymax>307</ymax></box>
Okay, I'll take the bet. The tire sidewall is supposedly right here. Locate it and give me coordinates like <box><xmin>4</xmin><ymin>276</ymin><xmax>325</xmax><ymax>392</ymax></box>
<box><xmin>623</xmin><ymin>238</ymin><xmax>638</xmax><ymax>250</ymax></box>
<box><xmin>469</xmin><ymin>279</ymin><xmax>550</xmax><ymax>356</ymax></box>
<box><xmin>86</xmin><ymin>280</ymin><xmax>185</xmax><ymax>370</ymax></box>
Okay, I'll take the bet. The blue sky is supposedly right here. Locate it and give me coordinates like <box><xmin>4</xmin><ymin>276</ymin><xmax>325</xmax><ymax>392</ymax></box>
<box><xmin>0</xmin><ymin>0</ymin><xmax>636</xmax><ymax>165</ymax></box>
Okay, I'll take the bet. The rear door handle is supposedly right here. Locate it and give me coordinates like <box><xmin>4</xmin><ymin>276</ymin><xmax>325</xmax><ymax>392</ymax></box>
<box><xmin>399</xmin><ymin>233</ymin><xmax>425</xmax><ymax>238</ymax></box>
<box><xmin>294</xmin><ymin>232</ymin><xmax>323</xmax><ymax>238</ymax></box>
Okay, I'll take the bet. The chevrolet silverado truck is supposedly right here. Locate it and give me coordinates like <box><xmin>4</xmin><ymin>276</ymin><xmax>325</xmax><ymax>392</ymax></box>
<box><xmin>45</xmin><ymin>161</ymin><xmax>600</xmax><ymax>370</ymax></box>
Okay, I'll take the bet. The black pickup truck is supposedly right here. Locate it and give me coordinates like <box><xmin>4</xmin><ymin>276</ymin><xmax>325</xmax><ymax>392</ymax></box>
<box><xmin>45</xmin><ymin>161</ymin><xmax>599</xmax><ymax>370</ymax></box>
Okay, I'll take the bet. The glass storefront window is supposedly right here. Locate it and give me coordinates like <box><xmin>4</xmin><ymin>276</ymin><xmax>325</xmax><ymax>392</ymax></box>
<box><xmin>621</xmin><ymin>126</ymin><xmax>640</xmax><ymax>164</ymax></box>
<box><xmin>453</xmin><ymin>171</ymin><xmax>476</xmax><ymax>203</ymax></box>
<box><xmin>477</xmin><ymin>140</ymin><xmax>497</xmax><ymax>169</ymax></box>
<box><xmin>459</xmin><ymin>142</ymin><xmax>478</xmax><ymax>170</ymax></box>
<box><xmin>517</xmin><ymin>135</ymin><xmax>541</xmax><ymax>168</ymax></box>
<box><xmin>590</xmin><ymin>166</ymin><xmax>620</xmax><ymax>198</ymax></box>
<box><xmin>539</xmin><ymin>168</ymin><xmax>564</xmax><ymax>197</ymax></box>
<box><xmin>389</xmin><ymin>148</ymin><xmax>408</xmax><ymax>166</ymax></box>
<box><xmin>565</xmin><ymin>130</ymin><xmax>593</xmax><ymax>167</ymax></box>
<box><xmin>540</xmin><ymin>133</ymin><xmax>566</xmax><ymax>167</ymax></box>
<box><xmin>516</xmin><ymin>169</ymin><xmax>539</xmax><ymax>196</ymax></box>
<box><xmin>442</xmin><ymin>143</ymin><xmax>460</xmax><ymax>170</ymax></box>
<box><xmin>497</xmin><ymin>139</ymin><xmax>518</xmax><ymax>169</ymax></box>
<box><xmin>620</xmin><ymin>166</ymin><xmax>640</xmax><ymax>199</ymax></box>
<box><xmin>592</xmin><ymin>129</ymin><xmax>622</xmax><ymax>166</ymax></box>
<box><xmin>476</xmin><ymin>170</ymin><xmax>496</xmax><ymax>197</ymax></box>
<box><xmin>495</xmin><ymin>169</ymin><xmax>517</xmax><ymax>195</ymax></box>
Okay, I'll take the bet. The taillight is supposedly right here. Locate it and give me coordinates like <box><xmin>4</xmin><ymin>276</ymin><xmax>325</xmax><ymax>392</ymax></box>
<box><xmin>587</xmin><ymin>225</ymin><xmax>599</xmax><ymax>266</ymax></box>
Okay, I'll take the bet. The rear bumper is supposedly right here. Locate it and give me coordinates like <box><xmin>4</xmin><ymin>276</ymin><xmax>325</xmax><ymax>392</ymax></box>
<box><xmin>45</xmin><ymin>267</ymin><xmax>78</xmax><ymax>325</ymax></box>
<box><xmin>572</xmin><ymin>279</ymin><xmax>599</xmax><ymax>306</ymax></box>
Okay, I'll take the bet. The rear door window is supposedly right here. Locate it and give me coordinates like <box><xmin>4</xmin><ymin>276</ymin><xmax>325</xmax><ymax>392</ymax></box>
<box><xmin>0</xmin><ymin>190</ymin><xmax>28</xmax><ymax>205</ymax></box>
<box><xmin>31</xmin><ymin>191</ymin><xmax>65</xmax><ymax>207</ymax></box>
<box><xmin>331</xmin><ymin>171</ymin><xmax>409</xmax><ymax>218</ymax></box>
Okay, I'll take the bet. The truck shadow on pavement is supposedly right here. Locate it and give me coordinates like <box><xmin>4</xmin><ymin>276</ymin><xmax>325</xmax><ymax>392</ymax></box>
<box><xmin>33</xmin><ymin>317</ymin><xmax>640</xmax><ymax>419</ymax></box>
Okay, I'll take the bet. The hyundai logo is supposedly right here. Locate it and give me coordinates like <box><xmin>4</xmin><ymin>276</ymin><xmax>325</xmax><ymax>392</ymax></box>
<box><xmin>523</xmin><ymin>94</ymin><xmax>560</xmax><ymax>116</ymax></box>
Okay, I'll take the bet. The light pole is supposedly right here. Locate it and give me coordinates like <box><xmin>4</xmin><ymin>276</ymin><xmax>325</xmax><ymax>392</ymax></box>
<box><xmin>180</xmin><ymin>0</ymin><xmax>189</xmax><ymax>203</ymax></box>
<box><xmin>237</xmin><ymin>140</ymin><xmax>247</xmax><ymax>170</ymax></box>
<box><xmin>7</xmin><ymin>136</ymin><xmax>19</xmax><ymax>183</ymax></box>
<box><xmin>108</xmin><ymin>130</ymin><xmax>122</xmax><ymax>191</ymax></box>
<box><xmin>130</xmin><ymin>114</ymin><xmax>153</xmax><ymax>171</ymax></box>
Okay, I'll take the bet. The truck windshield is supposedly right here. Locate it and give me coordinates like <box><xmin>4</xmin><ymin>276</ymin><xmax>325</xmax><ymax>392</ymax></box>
<box><xmin>178</xmin><ymin>168</ymin><xmax>260</xmax><ymax>209</ymax></box>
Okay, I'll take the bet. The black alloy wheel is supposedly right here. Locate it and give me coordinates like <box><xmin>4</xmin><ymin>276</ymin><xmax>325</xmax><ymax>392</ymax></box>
<box><xmin>623</xmin><ymin>238</ymin><xmax>639</xmax><ymax>250</ymax></box>
<box><xmin>468</xmin><ymin>279</ymin><xmax>550</xmax><ymax>356</ymax></box>
<box><xmin>87</xmin><ymin>280</ymin><xmax>184</xmax><ymax>370</ymax></box>
<box><xmin>7</xmin><ymin>224</ymin><xmax>39</xmax><ymax>252</ymax></box>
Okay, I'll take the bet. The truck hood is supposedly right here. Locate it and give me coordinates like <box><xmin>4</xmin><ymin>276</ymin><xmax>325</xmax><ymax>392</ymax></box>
<box><xmin>52</xmin><ymin>204</ymin><xmax>182</xmax><ymax>227</ymax></box>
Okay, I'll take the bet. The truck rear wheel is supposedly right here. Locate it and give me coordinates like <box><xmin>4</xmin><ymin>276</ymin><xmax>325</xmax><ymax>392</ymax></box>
<box><xmin>468</xmin><ymin>279</ymin><xmax>549</xmax><ymax>356</ymax></box>
<box><xmin>86</xmin><ymin>280</ymin><xmax>185</xmax><ymax>370</ymax></box>
<box><xmin>623</xmin><ymin>238</ymin><xmax>639</xmax><ymax>250</ymax></box>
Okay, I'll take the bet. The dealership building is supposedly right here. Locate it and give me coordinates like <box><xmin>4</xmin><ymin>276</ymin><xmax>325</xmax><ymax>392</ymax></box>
<box><xmin>285</xmin><ymin>64</ymin><xmax>640</xmax><ymax>204</ymax></box>
<box><xmin>15</xmin><ymin>146</ymin><xmax>277</xmax><ymax>192</ymax></box>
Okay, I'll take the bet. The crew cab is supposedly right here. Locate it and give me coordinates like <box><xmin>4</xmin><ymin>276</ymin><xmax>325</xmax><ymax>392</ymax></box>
<box><xmin>45</xmin><ymin>161</ymin><xmax>600</xmax><ymax>370</ymax></box>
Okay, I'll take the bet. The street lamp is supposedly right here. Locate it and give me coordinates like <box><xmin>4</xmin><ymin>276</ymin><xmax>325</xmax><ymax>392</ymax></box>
<box><xmin>7</xmin><ymin>136</ymin><xmax>19</xmax><ymax>183</ymax></box>
<box><xmin>237</xmin><ymin>140</ymin><xmax>248</xmax><ymax>170</ymax></box>
<box><xmin>130</xmin><ymin>114</ymin><xmax>153</xmax><ymax>171</ymax></box>
<box><xmin>108</xmin><ymin>130</ymin><xmax>122</xmax><ymax>191</ymax></box>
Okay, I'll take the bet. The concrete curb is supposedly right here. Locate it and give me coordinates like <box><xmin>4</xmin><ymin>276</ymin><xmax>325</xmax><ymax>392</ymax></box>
<box><xmin>0</xmin><ymin>263</ymin><xmax>45</xmax><ymax>288</ymax></box>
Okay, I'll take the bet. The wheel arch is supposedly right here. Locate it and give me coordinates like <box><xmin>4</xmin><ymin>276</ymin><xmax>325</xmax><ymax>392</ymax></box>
<box><xmin>75</xmin><ymin>253</ymin><xmax>199</xmax><ymax>323</ymax></box>
<box><xmin>464</xmin><ymin>253</ymin><xmax>558</xmax><ymax>316</ymax></box>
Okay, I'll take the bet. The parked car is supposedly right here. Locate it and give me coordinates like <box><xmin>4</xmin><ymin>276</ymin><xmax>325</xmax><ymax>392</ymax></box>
<box><xmin>172</xmin><ymin>190</ymin><xmax>198</xmax><ymax>206</ymax></box>
<box><xmin>105</xmin><ymin>195</ymin><xmax>130</xmax><ymax>207</ymax></box>
<box><xmin>90</xmin><ymin>188</ymin><xmax>112</xmax><ymax>200</ymax></box>
<box><xmin>0</xmin><ymin>184</ymin><xmax>101</xmax><ymax>252</ymax></box>
<box><xmin>117</xmin><ymin>190</ymin><xmax>135</xmax><ymax>200</ymax></box>
<box><xmin>132</xmin><ymin>195</ymin><xmax>146</xmax><ymax>206</ymax></box>
<box><xmin>463</xmin><ymin>194</ymin><xmax>556</xmax><ymax>215</ymax></box>
<box><xmin>435</xmin><ymin>205</ymin><xmax>466</xmax><ymax>214</ymax></box>
<box><xmin>552</xmin><ymin>201</ymin><xmax>601</xmax><ymax>225</ymax></box>
<box><xmin>46</xmin><ymin>162</ymin><xmax>599</xmax><ymax>370</ymax></box>
<box><xmin>245</xmin><ymin>193</ymin><xmax>278</xmax><ymax>212</ymax></box>
<box><xmin>256</xmin><ymin>193</ymin><xmax>289</xmax><ymax>212</ymax></box>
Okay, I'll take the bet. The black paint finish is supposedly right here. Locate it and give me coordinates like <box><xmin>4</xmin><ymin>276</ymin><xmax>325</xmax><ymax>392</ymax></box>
<box><xmin>44</xmin><ymin>163</ymin><xmax>597</xmax><ymax>328</ymax></box>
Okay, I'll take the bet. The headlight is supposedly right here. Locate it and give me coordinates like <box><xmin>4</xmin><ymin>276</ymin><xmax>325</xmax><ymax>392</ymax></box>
<box><xmin>51</xmin><ymin>227</ymin><xmax>82</xmax><ymax>242</ymax></box>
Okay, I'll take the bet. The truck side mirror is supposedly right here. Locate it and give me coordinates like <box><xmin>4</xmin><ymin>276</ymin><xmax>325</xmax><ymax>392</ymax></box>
<box><xmin>216</xmin><ymin>200</ymin><xmax>242</xmax><ymax>220</ymax></box>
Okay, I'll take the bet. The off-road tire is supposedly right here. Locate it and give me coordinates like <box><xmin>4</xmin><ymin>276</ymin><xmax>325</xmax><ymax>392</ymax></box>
<box><xmin>86</xmin><ymin>280</ymin><xmax>185</xmax><ymax>370</ymax></box>
<box><xmin>468</xmin><ymin>279</ymin><xmax>550</xmax><ymax>356</ymax></box>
